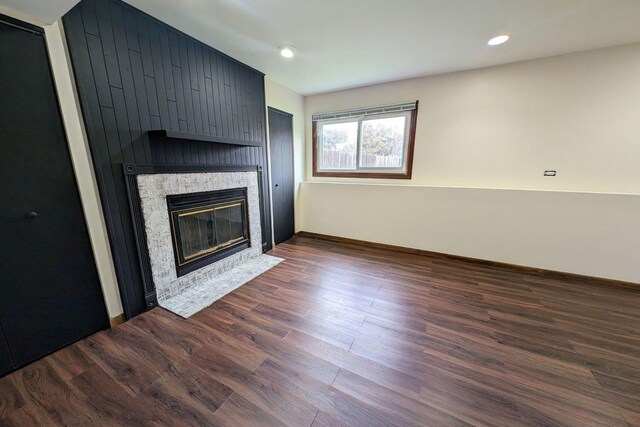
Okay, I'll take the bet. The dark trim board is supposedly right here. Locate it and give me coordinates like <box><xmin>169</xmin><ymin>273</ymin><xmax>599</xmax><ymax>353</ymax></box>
<box><xmin>124</xmin><ymin>164</ymin><xmax>266</xmax><ymax>310</ymax></box>
<box><xmin>63</xmin><ymin>0</ymin><xmax>272</xmax><ymax>318</ymax></box>
<box><xmin>297</xmin><ymin>231</ymin><xmax>639</xmax><ymax>290</ymax></box>
<box><xmin>124</xmin><ymin>168</ymin><xmax>157</xmax><ymax>310</ymax></box>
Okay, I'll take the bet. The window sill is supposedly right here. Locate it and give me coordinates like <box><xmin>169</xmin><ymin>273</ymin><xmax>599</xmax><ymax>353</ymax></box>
<box><xmin>313</xmin><ymin>170</ymin><xmax>412</xmax><ymax>179</ymax></box>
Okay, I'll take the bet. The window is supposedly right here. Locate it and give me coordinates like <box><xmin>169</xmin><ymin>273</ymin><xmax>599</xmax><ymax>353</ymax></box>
<box><xmin>312</xmin><ymin>101</ymin><xmax>418</xmax><ymax>178</ymax></box>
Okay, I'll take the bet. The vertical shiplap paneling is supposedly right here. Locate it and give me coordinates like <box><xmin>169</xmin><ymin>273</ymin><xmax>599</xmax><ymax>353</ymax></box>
<box><xmin>211</xmin><ymin>53</ymin><xmax>224</xmax><ymax>138</ymax></box>
<box><xmin>65</xmin><ymin>3</ymin><xmax>144</xmax><ymax>315</ymax></box>
<box><xmin>112</xmin><ymin>3</ymin><xmax>147</xmax><ymax>164</ymax></box>
<box><xmin>63</xmin><ymin>0</ymin><xmax>271</xmax><ymax>318</ymax></box>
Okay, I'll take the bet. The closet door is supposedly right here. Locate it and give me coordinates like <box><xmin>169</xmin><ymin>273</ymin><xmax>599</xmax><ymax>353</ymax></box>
<box><xmin>268</xmin><ymin>107</ymin><xmax>295</xmax><ymax>244</ymax></box>
<box><xmin>0</xmin><ymin>322</ymin><xmax>11</xmax><ymax>377</ymax></box>
<box><xmin>0</xmin><ymin>16</ymin><xmax>108</xmax><ymax>372</ymax></box>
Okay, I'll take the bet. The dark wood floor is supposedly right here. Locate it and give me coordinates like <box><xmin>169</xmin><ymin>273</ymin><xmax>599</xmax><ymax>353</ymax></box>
<box><xmin>1</xmin><ymin>236</ymin><xmax>639</xmax><ymax>426</ymax></box>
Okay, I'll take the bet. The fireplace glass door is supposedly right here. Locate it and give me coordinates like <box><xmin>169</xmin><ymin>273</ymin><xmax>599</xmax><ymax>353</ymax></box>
<box><xmin>168</xmin><ymin>188</ymin><xmax>250</xmax><ymax>276</ymax></box>
<box><xmin>176</xmin><ymin>201</ymin><xmax>246</xmax><ymax>261</ymax></box>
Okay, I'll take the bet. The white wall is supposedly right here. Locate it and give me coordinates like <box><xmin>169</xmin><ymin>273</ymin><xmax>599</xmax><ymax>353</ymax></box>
<box><xmin>0</xmin><ymin>5</ymin><xmax>124</xmax><ymax>318</ymax></box>
<box><xmin>305</xmin><ymin>44</ymin><xmax>640</xmax><ymax>193</ymax></box>
<box><xmin>301</xmin><ymin>45</ymin><xmax>640</xmax><ymax>283</ymax></box>
<box><xmin>265</xmin><ymin>78</ymin><xmax>305</xmax><ymax>234</ymax></box>
<box><xmin>302</xmin><ymin>183</ymin><xmax>640</xmax><ymax>283</ymax></box>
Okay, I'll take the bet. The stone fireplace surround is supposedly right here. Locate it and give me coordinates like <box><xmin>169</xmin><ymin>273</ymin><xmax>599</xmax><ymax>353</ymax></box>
<box><xmin>134</xmin><ymin>168</ymin><xmax>281</xmax><ymax>316</ymax></box>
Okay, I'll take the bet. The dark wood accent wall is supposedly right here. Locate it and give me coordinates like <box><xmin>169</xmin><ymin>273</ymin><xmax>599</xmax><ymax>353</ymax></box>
<box><xmin>63</xmin><ymin>0</ymin><xmax>272</xmax><ymax>318</ymax></box>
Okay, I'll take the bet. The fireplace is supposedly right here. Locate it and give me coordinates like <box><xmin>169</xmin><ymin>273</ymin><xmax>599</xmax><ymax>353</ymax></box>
<box><xmin>167</xmin><ymin>188</ymin><xmax>250</xmax><ymax>277</ymax></box>
<box><xmin>127</xmin><ymin>165</ymin><xmax>264</xmax><ymax>306</ymax></box>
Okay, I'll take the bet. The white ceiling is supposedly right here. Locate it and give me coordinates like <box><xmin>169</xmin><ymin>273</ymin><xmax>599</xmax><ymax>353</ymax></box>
<box><xmin>0</xmin><ymin>0</ymin><xmax>79</xmax><ymax>24</ymax></box>
<box><xmin>4</xmin><ymin>0</ymin><xmax>640</xmax><ymax>95</ymax></box>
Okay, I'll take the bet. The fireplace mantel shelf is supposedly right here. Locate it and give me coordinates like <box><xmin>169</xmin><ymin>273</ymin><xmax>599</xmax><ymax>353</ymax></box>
<box><xmin>148</xmin><ymin>130</ymin><xmax>264</xmax><ymax>147</ymax></box>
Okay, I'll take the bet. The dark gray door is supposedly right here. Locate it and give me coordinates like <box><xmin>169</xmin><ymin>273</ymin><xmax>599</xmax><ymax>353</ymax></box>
<box><xmin>268</xmin><ymin>108</ymin><xmax>295</xmax><ymax>244</ymax></box>
<box><xmin>0</xmin><ymin>17</ymin><xmax>108</xmax><ymax>373</ymax></box>
<box><xmin>0</xmin><ymin>322</ymin><xmax>11</xmax><ymax>376</ymax></box>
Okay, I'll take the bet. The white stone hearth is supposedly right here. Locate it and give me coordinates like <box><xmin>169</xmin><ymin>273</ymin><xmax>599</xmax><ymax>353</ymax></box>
<box><xmin>160</xmin><ymin>254</ymin><xmax>283</xmax><ymax>318</ymax></box>
<box><xmin>137</xmin><ymin>170</ymin><xmax>278</xmax><ymax>317</ymax></box>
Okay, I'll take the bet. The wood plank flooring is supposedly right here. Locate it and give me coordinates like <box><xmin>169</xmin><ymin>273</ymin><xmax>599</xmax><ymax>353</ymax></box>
<box><xmin>1</xmin><ymin>236</ymin><xmax>639</xmax><ymax>426</ymax></box>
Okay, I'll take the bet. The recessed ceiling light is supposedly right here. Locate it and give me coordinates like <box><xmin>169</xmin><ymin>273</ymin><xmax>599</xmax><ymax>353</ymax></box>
<box><xmin>488</xmin><ymin>35</ymin><xmax>510</xmax><ymax>46</ymax></box>
<box><xmin>279</xmin><ymin>45</ymin><xmax>296</xmax><ymax>58</ymax></box>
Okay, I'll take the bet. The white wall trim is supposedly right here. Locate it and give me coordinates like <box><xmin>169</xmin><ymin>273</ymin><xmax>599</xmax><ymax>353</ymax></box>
<box><xmin>45</xmin><ymin>20</ymin><xmax>123</xmax><ymax>318</ymax></box>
